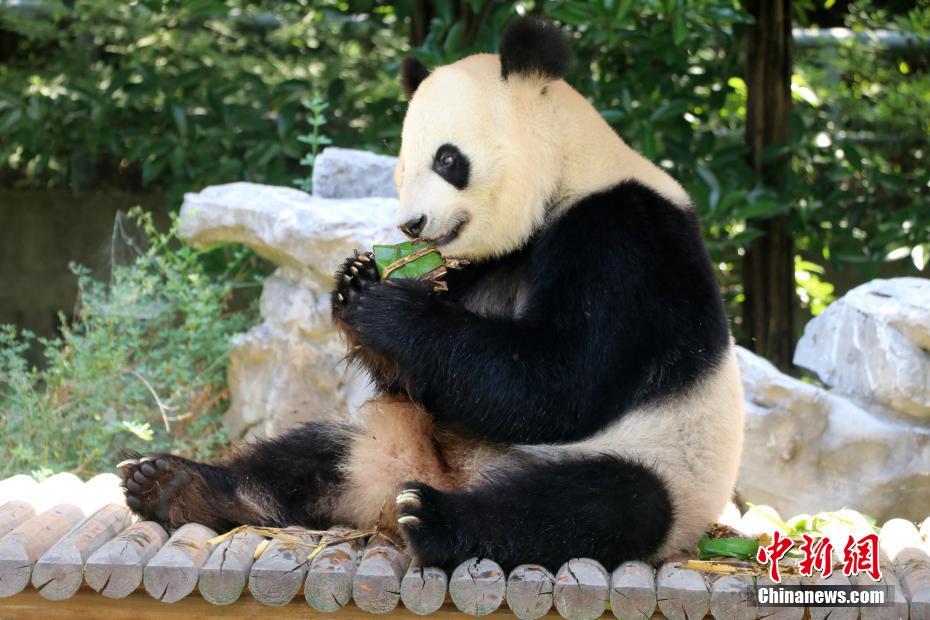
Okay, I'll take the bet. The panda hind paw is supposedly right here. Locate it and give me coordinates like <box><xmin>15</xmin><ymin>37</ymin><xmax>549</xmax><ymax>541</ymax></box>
<box><xmin>395</xmin><ymin>482</ymin><xmax>462</xmax><ymax>568</ymax></box>
<box><xmin>117</xmin><ymin>454</ymin><xmax>195</xmax><ymax>529</ymax></box>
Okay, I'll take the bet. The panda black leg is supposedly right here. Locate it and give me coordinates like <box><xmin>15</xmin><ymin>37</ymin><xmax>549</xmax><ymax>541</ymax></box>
<box><xmin>396</xmin><ymin>454</ymin><xmax>673</xmax><ymax>571</ymax></box>
<box><xmin>119</xmin><ymin>453</ymin><xmax>266</xmax><ymax>532</ymax></box>
<box><xmin>119</xmin><ymin>421</ymin><xmax>355</xmax><ymax>532</ymax></box>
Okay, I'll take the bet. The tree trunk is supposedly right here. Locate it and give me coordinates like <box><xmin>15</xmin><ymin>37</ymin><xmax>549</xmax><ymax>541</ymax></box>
<box><xmin>741</xmin><ymin>0</ymin><xmax>796</xmax><ymax>371</ymax></box>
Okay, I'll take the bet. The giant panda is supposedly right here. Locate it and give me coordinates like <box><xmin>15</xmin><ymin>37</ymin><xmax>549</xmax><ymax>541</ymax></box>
<box><xmin>119</xmin><ymin>17</ymin><xmax>744</xmax><ymax>571</ymax></box>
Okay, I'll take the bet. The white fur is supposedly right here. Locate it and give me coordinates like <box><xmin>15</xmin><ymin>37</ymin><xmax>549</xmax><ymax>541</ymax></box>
<box><xmin>356</xmin><ymin>51</ymin><xmax>744</xmax><ymax>560</ymax></box>
<box><xmin>516</xmin><ymin>343</ymin><xmax>745</xmax><ymax>560</ymax></box>
<box><xmin>396</xmin><ymin>54</ymin><xmax>689</xmax><ymax>262</ymax></box>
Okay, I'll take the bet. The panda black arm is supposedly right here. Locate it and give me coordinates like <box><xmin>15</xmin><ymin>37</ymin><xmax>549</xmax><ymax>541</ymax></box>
<box><xmin>341</xmin><ymin>182</ymin><xmax>730</xmax><ymax>444</ymax></box>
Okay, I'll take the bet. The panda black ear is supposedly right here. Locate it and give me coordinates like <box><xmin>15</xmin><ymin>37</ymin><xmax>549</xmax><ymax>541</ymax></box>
<box><xmin>400</xmin><ymin>57</ymin><xmax>430</xmax><ymax>99</ymax></box>
<box><xmin>499</xmin><ymin>16</ymin><xmax>571</xmax><ymax>82</ymax></box>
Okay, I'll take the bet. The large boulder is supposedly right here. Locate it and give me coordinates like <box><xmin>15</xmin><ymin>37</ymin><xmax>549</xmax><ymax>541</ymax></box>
<box><xmin>736</xmin><ymin>346</ymin><xmax>930</xmax><ymax>523</ymax></box>
<box><xmin>311</xmin><ymin>147</ymin><xmax>398</xmax><ymax>200</ymax></box>
<box><xmin>180</xmin><ymin>182</ymin><xmax>404</xmax><ymax>438</ymax></box>
<box><xmin>793</xmin><ymin>277</ymin><xmax>930</xmax><ymax>421</ymax></box>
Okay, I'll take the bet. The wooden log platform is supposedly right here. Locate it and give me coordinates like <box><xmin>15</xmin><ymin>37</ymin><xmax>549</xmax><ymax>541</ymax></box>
<box><xmin>0</xmin><ymin>476</ymin><xmax>928</xmax><ymax>618</ymax></box>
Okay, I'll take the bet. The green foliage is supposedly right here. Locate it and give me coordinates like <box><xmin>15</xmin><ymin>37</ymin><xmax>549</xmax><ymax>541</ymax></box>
<box><xmin>0</xmin><ymin>210</ymin><xmax>258</xmax><ymax>477</ymax></box>
<box><xmin>0</xmin><ymin>0</ymin><xmax>407</xmax><ymax>199</ymax></box>
<box><xmin>0</xmin><ymin>0</ymin><xmax>926</xmax><ymax>322</ymax></box>
<box><xmin>745</xmin><ymin>504</ymin><xmax>878</xmax><ymax>536</ymax></box>
<box><xmin>292</xmin><ymin>94</ymin><xmax>332</xmax><ymax>193</ymax></box>
<box><xmin>791</xmin><ymin>2</ymin><xmax>930</xmax><ymax>276</ymax></box>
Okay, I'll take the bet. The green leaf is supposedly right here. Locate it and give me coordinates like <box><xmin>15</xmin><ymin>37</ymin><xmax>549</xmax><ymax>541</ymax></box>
<box><xmin>698</xmin><ymin>535</ymin><xmax>760</xmax><ymax>561</ymax></box>
<box><xmin>649</xmin><ymin>100</ymin><xmax>689</xmax><ymax>123</ymax></box>
<box><xmin>696</xmin><ymin>165</ymin><xmax>721</xmax><ymax>212</ymax></box>
<box><xmin>171</xmin><ymin>105</ymin><xmax>188</xmax><ymax>137</ymax></box>
<box><xmin>445</xmin><ymin>21</ymin><xmax>466</xmax><ymax>53</ymax></box>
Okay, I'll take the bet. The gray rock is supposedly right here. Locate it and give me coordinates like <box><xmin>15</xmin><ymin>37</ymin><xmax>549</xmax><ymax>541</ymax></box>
<box><xmin>736</xmin><ymin>345</ymin><xmax>930</xmax><ymax>523</ymax></box>
<box><xmin>179</xmin><ymin>182</ymin><xmax>402</xmax><ymax>438</ymax></box>
<box><xmin>311</xmin><ymin>147</ymin><xmax>398</xmax><ymax>199</ymax></box>
<box><xmin>179</xmin><ymin>182</ymin><xmax>401</xmax><ymax>272</ymax></box>
<box><xmin>793</xmin><ymin>277</ymin><xmax>930</xmax><ymax>421</ymax></box>
<box><xmin>224</xmin><ymin>266</ymin><xmax>374</xmax><ymax>439</ymax></box>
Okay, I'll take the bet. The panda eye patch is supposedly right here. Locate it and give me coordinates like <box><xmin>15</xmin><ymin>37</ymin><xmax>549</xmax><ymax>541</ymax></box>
<box><xmin>432</xmin><ymin>144</ymin><xmax>470</xmax><ymax>189</ymax></box>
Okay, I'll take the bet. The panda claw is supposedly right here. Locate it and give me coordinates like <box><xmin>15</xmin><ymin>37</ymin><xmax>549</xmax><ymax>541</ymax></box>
<box><xmin>396</xmin><ymin>490</ymin><xmax>421</xmax><ymax>507</ymax></box>
<box><xmin>350</xmin><ymin>266</ymin><xmax>358</xmax><ymax>276</ymax></box>
<box><xmin>338</xmin><ymin>293</ymin><xmax>345</xmax><ymax>303</ymax></box>
<box><xmin>116</xmin><ymin>458</ymin><xmax>139</xmax><ymax>470</ymax></box>
<box><xmin>398</xmin><ymin>515</ymin><xmax>421</xmax><ymax>526</ymax></box>
<box><xmin>358</xmin><ymin>254</ymin><xmax>370</xmax><ymax>263</ymax></box>
<box><xmin>343</xmin><ymin>274</ymin><xmax>352</xmax><ymax>283</ymax></box>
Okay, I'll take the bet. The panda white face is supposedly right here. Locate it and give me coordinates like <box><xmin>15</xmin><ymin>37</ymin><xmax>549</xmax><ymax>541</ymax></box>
<box><xmin>394</xmin><ymin>42</ymin><xmax>689</xmax><ymax>261</ymax></box>
<box><xmin>395</xmin><ymin>55</ymin><xmax>556</xmax><ymax>261</ymax></box>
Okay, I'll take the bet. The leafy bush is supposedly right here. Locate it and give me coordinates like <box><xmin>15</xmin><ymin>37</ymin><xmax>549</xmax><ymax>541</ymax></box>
<box><xmin>0</xmin><ymin>210</ymin><xmax>259</xmax><ymax>478</ymax></box>
<box><xmin>1</xmin><ymin>0</ymin><xmax>927</xmax><ymax>331</ymax></box>
<box><xmin>0</xmin><ymin>0</ymin><xmax>407</xmax><ymax>199</ymax></box>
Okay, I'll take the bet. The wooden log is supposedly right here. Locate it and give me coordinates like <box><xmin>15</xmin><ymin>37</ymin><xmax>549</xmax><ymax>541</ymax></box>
<box><xmin>85</xmin><ymin>521</ymin><xmax>169</xmax><ymax>599</ymax></box>
<box><xmin>506</xmin><ymin>564</ymin><xmax>555</xmax><ymax>620</ymax></box>
<box><xmin>248</xmin><ymin>529</ymin><xmax>316</xmax><ymax>607</ymax></box>
<box><xmin>305</xmin><ymin>527</ymin><xmax>362</xmax><ymax>612</ymax></box>
<box><xmin>32</xmin><ymin>473</ymin><xmax>85</xmax><ymax>513</ymax></box>
<box><xmin>142</xmin><ymin>522</ymin><xmax>216</xmax><ymax>603</ymax></box>
<box><xmin>852</xmin><ymin>570</ymin><xmax>910</xmax><ymax>620</ymax></box>
<box><xmin>0</xmin><ymin>503</ymin><xmax>84</xmax><ymax>597</ymax></box>
<box><xmin>655</xmin><ymin>563</ymin><xmax>709</xmax><ymax>620</ymax></box>
<box><xmin>449</xmin><ymin>558</ymin><xmax>506</xmax><ymax>617</ymax></box>
<box><xmin>708</xmin><ymin>573</ymin><xmax>756</xmax><ymax>620</ymax></box>
<box><xmin>881</xmin><ymin>518</ymin><xmax>922</xmax><ymax>563</ymax></box>
<box><xmin>553</xmin><ymin>558</ymin><xmax>609</xmax><ymax>620</ymax></box>
<box><xmin>806</xmin><ymin>573</ymin><xmax>857</xmax><ymax>620</ymax></box>
<box><xmin>352</xmin><ymin>537</ymin><xmax>410</xmax><ymax>614</ymax></box>
<box><xmin>400</xmin><ymin>565</ymin><xmax>448</xmax><ymax>616</ymax></box>
<box><xmin>198</xmin><ymin>530</ymin><xmax>262</xmax><ymax>605</ymax></box>
<box><xmin>882</xmin><ymin>517</ymin><xmax>930</xmax><ymax>620</ymax></box>
<box><xmin>755</xmin><ymin>576</ymin><xmax>805</xmax><ymax>620</ymax></box>
<box><xmin>82</xmin><ymin>473</ymin><xmax>126</xmax><ymax>512</ymax></box>
<box><xmin>0</xmin><ymin>500</ymin><xmax>36</xmax><ymax>539</ymax></box>
<box><xmin>0</xmin><ymin>475</ymin><xmax>37</xmax><ymax>506</ymax></box>
<box><xmin>30</xmin><ymin>503</ymin><xmax>131</xmax><ymax>600</ymax></box>
<box><xmin>609</xmin><ymin>561</ymin><xmax>656</xmax><ymax>620</ymax></box>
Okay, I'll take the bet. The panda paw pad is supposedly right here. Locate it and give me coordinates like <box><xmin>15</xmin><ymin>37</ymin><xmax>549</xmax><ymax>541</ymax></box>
<box><xmin>117</xmin><ymin>454</ymin><xmax>194</xmax><ymax>528</ymax></box>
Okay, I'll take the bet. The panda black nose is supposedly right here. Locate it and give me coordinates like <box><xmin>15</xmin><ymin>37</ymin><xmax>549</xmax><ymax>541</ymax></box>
<box><xmin>400</xmin><ymin>214</ymin><xmax>427</xmax><ymax>238</ymax></box>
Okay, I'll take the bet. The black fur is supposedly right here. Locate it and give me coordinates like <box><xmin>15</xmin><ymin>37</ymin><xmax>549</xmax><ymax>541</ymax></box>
<box><xmin>340</xmin><ymin>181</ymin><xmax>730</xmax><ymax>444</ymax></box>
<box><xmin>397</xmin><ymin>454</ymin><xmax>673</xmax><ymax>571</ymax></box>
<box><xmin>400</xmin><ymin>56</ymin><xmax>430</xmax><ymax>98</ymax></box>
<box><xmin>119</xmin><ymin>422</ymin><xmax>354</xmax><ymax>532</ymax></box>
<box><xmin>432</xmin><ymin>144</ymin><xmax>470</xmax><ymax>189</ymax></box>
<box><xmin>500</xmin><ymin>16</ymin><xmax>571</xmax><ymax>81</ymax></box>
<box><xmin>122</xmin><ymin>181</ymin><xmax>727</xmax><ymax>571</ymax></box>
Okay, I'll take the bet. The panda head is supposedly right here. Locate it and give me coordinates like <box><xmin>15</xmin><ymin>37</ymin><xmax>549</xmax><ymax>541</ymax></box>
<box><xmin>394</xmin><ymin>17</ymin><xmax>687</xmax><ymax>261</ymax></box>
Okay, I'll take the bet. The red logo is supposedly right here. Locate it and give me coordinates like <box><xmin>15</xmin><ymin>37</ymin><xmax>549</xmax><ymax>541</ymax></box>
<box><xmin>842</xmin><ymin>533</ymin><xmax>882</xmax><ymax>581</ymax></box>
<box><xmin>755</xmin><ymin>532</ymin><xmax>882</xmax><ymax>583</ymax></box>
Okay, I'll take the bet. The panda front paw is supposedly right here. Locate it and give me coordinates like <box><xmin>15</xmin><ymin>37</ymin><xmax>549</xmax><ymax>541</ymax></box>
<box><xmin>331</xmin><ymin>251</ymin><xmax>379</xmax><ymax>323</ymax></box>
<box><xmin>395</xmin><ymin>482</ymin><xmax>463</xmax><ymax>569</ymax></box>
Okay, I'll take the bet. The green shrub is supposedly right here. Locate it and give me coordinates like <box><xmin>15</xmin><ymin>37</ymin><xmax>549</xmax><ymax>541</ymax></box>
<box><xmin>0</xmin><ymin>210</ymin><xmax>259</xmax><ymax>478</ymax></box>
